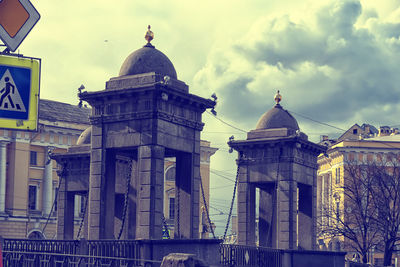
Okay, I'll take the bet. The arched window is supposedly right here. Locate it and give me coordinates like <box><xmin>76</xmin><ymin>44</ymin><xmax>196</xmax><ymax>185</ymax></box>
<box><xmin>165</xmin><ymin>166</ymin><xmax>176</xmax><ymax>181</ymax></box>
<box><xmin>27</xmin><ymin>230</ymin><xmax>45</xmax><ymax>239</ymax></box>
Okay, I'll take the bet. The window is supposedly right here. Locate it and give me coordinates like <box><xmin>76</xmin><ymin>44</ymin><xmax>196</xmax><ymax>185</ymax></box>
<box><xmin>30</xmin><ymin>151</ymin><xmax>37</xmax><ymax>166</ymax></box>
<box><xmin>169</xmin><ymin>197</ymin><xmax>175</xmax><ymax>219</ymax></box>
<box><xmin>335</xmin><ymin>168</ymin><xmax>340</xmax><ymax>184</ymax></box>
<box><xmin>165</xmin><ymin>167</ymin><xmax>176</xmax><ymax>181</ymax></box>
<box><xmin>353</xmin><ymin>128</ymin><xmax>358</xmax><ymax>134</ymax></box>
<box><xmin>28</xmin><ymin>185</ymin><xmax>38</xmax><ymax>210</ymax></box>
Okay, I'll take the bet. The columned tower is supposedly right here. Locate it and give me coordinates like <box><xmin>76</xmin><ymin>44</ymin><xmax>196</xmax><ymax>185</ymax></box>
<box><xmin>78</xmin><ymin>27</ymin><xmax>215</xmax><ymax>240</ymax></box>
<box><xmin>228</xmin><ymin>92</ymin><xmax>325</xmax><ymax>249</ymax></box>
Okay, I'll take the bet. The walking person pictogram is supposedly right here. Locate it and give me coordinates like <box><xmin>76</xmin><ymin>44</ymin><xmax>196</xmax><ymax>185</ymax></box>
<box><xmin>0</xmin><ymin>77</ymin><xmax>17</xmax><ymax>109</ymax></box>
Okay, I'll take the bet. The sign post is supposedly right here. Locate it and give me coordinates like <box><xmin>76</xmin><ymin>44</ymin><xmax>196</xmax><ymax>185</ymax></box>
<box><xmin>0</xmin><ymin>54</ymin><xmax>40</xmax><ymax>131</ymax></box>
<box><xmin>0</xmin><ymin>0</ymin><xmax>40</xmax><ymax>52</ymax></box>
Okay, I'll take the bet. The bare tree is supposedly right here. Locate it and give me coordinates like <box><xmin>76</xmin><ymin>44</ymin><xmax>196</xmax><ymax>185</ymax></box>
<box><xmin>369</xmin><ymin>155</ymin><xmax>400</xmax><ymax>266</ymax></box>
<box><xmin>318</xmin><ymin>161</ymin><xmax>380</xmax><ymax>263</ymax></box>
<box><xmin>319</xmin><ymin>154</ymin><xmax>400</xmax><ymax>265</ymax></box>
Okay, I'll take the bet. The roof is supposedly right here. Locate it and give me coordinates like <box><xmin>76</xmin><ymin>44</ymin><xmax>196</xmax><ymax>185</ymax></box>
<box><xmin>119</xmin><ymin>44</ymin><xmax>177</xmax><ymax>79</ymax></box>
<box><xmin>255</xmin><ymin>104</ymin><xmax>299</xmax><ymax>131</ymax></box>
<box><xmin>364</xmin><ymin>134</ymin><xmax>400</xmax><ymax>142</ymax></box>
<box><xmin>336</xmin><ymin>123</ymin><xmax>377</xmax><ymax>142</ymax></box>
<box><xmin>39</xmin><ymin>99</ymin><xmax>90</xmax><ymax>125</ymax></box>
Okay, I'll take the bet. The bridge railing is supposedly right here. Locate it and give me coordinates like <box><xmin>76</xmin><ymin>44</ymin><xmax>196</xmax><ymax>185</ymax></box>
<box><xmin>1</xmin><ymin>238</ymin><xmax>284</xmax><ymax>267</ymax></box>
<box><xmin>220</xmin><ymin>243</ymin><xmax>283</xmax><ymax>267</ymax></box>
<box><xmin>2</xmin><ymin>239</ymin><xmax>153</xmax><ymax>267</ymax></box>
<box><xmin>3</xmin><ymin>238</ymin><xmax>80</xmax><ymax>254</ymax></box>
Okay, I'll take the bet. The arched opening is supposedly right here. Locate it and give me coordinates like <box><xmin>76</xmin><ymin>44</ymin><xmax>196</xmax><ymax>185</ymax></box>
<box><xmin>27</xmin><ymin>230</ymin><xmax>45</xmax><ymax>239</ymax></box>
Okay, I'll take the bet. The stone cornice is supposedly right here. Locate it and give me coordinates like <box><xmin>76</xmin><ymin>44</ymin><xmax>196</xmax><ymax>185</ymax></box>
<box><xmin>90</xmin><ymin>111</ymin><xmax>205</xmax><ymax>131</ymax></box>
<box><xmin>79</xmin><ymin>84</ymin><xmax>215</xmax><ymax>111</ymax></box>
<box><xmin>229</xmin><ymin>135</ymin><xmax>326</xmax><ymax>155</ymax></box>
<box><xmin>237</xmin><ymin>155</ymin><xmax>318</xmax><ymax>169</ymax></box>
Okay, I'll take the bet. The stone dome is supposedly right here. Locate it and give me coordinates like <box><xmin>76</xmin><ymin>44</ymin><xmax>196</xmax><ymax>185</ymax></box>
<box><xmin>255</xmin><ymin>104</ymin><xmax>299</xmax><ymax>131</ymax></box>
<box><xmin>76</xmin><ymin>126</ymin><xmax>91</xmax><ymax>145</ymax></box>
<box><xmin>119</xmin><ymin>44</ymin><xmax>177</xmax><ymax>79</ymax></box>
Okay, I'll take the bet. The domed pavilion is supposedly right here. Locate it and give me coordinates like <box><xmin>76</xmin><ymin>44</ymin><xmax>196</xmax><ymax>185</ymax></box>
<box><xmin>228</xmin><ymin>91</ymin><xmax>325</xmax><ymax>250</ymax></box>
<box><xmin>53</xmin><ymin>26</ymin><xmax>215</xmax><ymax>241</ymax></box>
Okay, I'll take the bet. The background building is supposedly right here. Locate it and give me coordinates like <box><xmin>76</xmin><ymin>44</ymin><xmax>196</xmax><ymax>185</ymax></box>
<box><xmin>0</xmin><ymin>99</ymin><xmax>90</xmax><ymax>239</ymax></box>
<box><xmin>317</xmin><ymin>123</ymin><xmax>400</xmax><ymax>264</ymax></box>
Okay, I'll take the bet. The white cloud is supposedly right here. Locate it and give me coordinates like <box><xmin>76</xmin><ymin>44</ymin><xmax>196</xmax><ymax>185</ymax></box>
<box><xmin>194</xmin><ymin>0</ymin><xmax>400</xmax><ymax>139</ymax></box>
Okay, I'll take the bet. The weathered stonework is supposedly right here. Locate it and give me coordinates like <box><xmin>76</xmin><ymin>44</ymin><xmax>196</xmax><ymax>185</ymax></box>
<box><xmin>54</xmin><ymin>54</ymin><xmax>214</xmax><ymax>241</ymax></box>
<box><xmin>229</xmin><ymin>102</ymin><xmax>325</xmax><ymax>250</ymax></box>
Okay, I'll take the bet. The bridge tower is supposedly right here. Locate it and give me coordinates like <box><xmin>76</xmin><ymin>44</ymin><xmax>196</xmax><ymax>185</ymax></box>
<box><xmin>55</xmin><ymin>27</ymin><xmax>215</xmax><ymax>240</ymax></box>
<box><xmin>229</xmin><ymin>91</ymin><xmax>325</xmax><ymax>250</ymax></box>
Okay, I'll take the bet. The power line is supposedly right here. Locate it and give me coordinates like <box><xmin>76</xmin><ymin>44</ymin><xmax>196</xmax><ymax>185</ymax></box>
<box><xmin>205</xmin><ymin>110</ymin><xmax>247</xmax><ymax>133</ymax></box>
<box><xmin>205</xmin><ymin>105</ymin><xmax>350</xmax><ymax>138</ymax></box>
<box><xmin>210</xmin><ymin>169</ymin><xmax>236</xmax><ymax>183</ymax></box>
<box><xmin>288</xmin><ymin>110</ymin><xmax>347</xmax><ymax>132</ymax></box>
<box><xmin>210</xmin><ymin>184</ymin><xmax>234</xmax><ymax>190</ymax></box>
<box><xmin>209</xmin><ymin>205</ymin><xmax>226</xmax><ymax>214</ymax></box>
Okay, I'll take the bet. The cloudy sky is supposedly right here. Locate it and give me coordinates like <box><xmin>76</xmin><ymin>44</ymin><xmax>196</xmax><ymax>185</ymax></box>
<box><xmin>7</xmin><ymin>0</ymin><xmax>400</xmax><ymax>236</ymax></box>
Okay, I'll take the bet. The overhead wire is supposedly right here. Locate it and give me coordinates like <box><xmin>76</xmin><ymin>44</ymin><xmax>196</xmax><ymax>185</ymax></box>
<box><xmin>205</xmin><ymin>110</ymin><xmax>247</xmax><ymax>133</ymax></box>
<box><xmin>210</xmin><ymin>170</ymin><xmax>236</xmax><ymax>183</ymax></box>
<box><xmin>204</xmin><ymin>105</ymin><xmax>349</xmax><ymax>136</ymax></box>
<box><xmin>210</xmin><ymin>184</ymin><xmax>234</xmax><ymax>190</ymax></box>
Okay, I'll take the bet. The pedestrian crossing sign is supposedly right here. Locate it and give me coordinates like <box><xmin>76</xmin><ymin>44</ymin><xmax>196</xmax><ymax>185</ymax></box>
<box><xmin>0</xmin><ymin>54</ymin><xmax>40</xmax><ymax>131</ymax></box>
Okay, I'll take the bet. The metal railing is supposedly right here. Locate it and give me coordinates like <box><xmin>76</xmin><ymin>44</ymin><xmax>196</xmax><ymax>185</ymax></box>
<box><xmin>2</xmin><ymin>251</ymin><xmax>151</xmax><ymax>267</ymax></box>
<box><xmin>87</xmin><ymin>240</ymin><xmax>142</xmax><ymax>262</ymax></box>
<box><xmin>220</xmin><ymin>244</ymin><xmax>283</xmax><ymax>267</ymax></box>
<box><xmin>2</xmin><ymin>239</ymin><xmax>284</xmax><ymax>267</ymax></box>
<box><xmin>3</xmin><ymin>239</ymin><xmax>80</xmax><ymax>254</ymax></box>
<box><xmin>2</xmin><ymin>239</ymin><xmax>157</xmax><ymax>267</ymax></box>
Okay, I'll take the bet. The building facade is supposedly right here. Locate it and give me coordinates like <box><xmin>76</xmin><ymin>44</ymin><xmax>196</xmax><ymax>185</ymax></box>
<box><xmin>0</xmin><ymin>99</ymin><xmax>90</xmax><ymax>239</ymax></box>
<box><xmin>317</xmin><ymin>124</ymin><xmax>400</xmax><ymax>264</ymax></box>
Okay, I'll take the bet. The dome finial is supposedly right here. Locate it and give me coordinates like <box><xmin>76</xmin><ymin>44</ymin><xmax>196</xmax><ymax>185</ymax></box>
<box><xmin>145</xmin><ymin>25</ymin><xmax>154</xmax><ymax>44</ymax></box>
<box><xmin>274</xmin><ymin>90</ymin><xmax>282</xmax><ymax>105</ymax></box>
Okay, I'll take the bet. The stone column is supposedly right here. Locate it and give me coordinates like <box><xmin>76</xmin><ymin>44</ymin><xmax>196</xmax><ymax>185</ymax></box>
<box><xmin>88</xmin><ymin>125</ymin><xmax>118</xmax><ymax>239</ymax></box>
<box><xmin>56</xmin><ymin>164</ymin><xmax>74</xmax><ymax>239</ymax></box>
<box><xmin>42</xmin><ymin>147</ymin><xmax>53</xmax><ymax>216</ymax></box>
<box><xmin>136</xmin><ymin>145</ymin><xmax>164</xmax><ymax>239</ymax></box>
<box><xmin>0</xmin><ymin>141</ymin><xmax>8</xmax><ymax>214</ymax></box>
<box><xmin>276</xmin><ymin>179</ymin><xmax>297</xmax><ymax>250</ymax></box>
<box><xmin>237</xmin><ymin>164</ymin><xmax>256</xmax><ymax>245</ymax></box>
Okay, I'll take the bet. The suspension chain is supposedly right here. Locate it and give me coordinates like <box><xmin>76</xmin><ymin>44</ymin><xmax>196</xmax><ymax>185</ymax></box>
<box><xmin>200</xmin><ymin>175</ymin><xmax>216</xmax><ymax>238</ymax></box>
<box><xmin>76</xmin><ymin>191</ymin><xmax>89</xmax><ymax>239</ymax></box>
<box><xmin>223</xmin><ymin>164</ymin><xmax>240</xmax><ymax>241</ymax></box>
<box><xmin>117</xmin><ymin>159</ymin><xmax>133</xmax><ymax>240</ymax></box>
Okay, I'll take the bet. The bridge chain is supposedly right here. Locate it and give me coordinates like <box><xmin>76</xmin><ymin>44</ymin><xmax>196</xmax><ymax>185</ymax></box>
<box><xmin>200</xmin><ymin>175</ymin><xmax>216</xmax><ymax>238</ymax></box>
<box><xmin>223</xmin><ymin>164</ymin><xmax>240</xmax><ymax>241</ymax></box>
<box><xmin>117</xmin><ymin>159</ymin><xmax>133</xmax><ymax>240</ymax></box>
<box><xmin>76</xmin><ymin>191</ymin><xmax>89</xmax><ymax>239</ymax></box>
